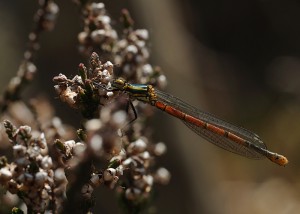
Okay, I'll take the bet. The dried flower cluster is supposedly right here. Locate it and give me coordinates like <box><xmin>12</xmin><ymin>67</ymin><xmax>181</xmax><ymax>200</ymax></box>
<box><xmin>1</xmin><ymin>1</ymin><xmax>170</xmax><ymax>213</ymax></box>
<box><xmin>53</xmin><ymin>2</ymin><xmax>170</xmax><ymax>212</ymax></box>
<box><xmin>78</xmin><ymin>2</ymin><xmax>118</xmax><ymax>55</ymax></box>
<box><xmin>53</xmin><ymin>52</ymin><xmax>115</xmax><ymax>118</ymax></box>
<box><xmin>53</xmin><ymin>50</ymin><xmax>170</xmax><ymax>212</ymax></box>
<box><xmin>78</xmin><ymin>2</ymin><xmax>166</xmax><ymax>87</ymax></box>
<box><xmin>114</xmin><ymin>26</ymin><xmax>154</xmax><ymax>83</ymax></box>
<box><xmin>0</xmin><ymin>0</ymin><xmax>59</xmax><ymax>113</ymax></box>
<box><xmin>0</xmin><ymin>120</ymin><xmax>67</xmax><ymax>213</ymax></box>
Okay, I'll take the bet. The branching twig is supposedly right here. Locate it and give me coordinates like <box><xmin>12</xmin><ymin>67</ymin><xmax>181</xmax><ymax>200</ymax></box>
<box><xmin>0</xmin><ymin>0</ymin><xmax>59</xmax><ymax>113</ymax></box>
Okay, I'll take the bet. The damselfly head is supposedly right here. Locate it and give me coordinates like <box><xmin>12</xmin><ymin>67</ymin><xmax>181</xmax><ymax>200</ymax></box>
<box><xmin>112</xmin><ymin>78</ymin><xmax>127</xmax><ymax>90</ymax></box>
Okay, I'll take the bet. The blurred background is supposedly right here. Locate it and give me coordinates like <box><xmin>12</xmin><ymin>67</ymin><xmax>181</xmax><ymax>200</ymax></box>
<box><xmin>1</xmin><ymin>0</ymin><xmax>300</xmax><ymax>213</ymax></box>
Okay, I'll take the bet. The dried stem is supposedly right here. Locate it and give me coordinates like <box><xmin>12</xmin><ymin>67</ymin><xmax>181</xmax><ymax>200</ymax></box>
<box><xmin>0</xmin><ymin>0</ymin><xmax>58</xmax><ymax>113</ymax></box>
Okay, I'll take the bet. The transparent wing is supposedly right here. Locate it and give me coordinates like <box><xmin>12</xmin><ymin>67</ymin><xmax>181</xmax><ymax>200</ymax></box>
<box><xmin>155</xmin><ymin>89</ymin><xmax>266</xmax><ymax>159</ymax></box>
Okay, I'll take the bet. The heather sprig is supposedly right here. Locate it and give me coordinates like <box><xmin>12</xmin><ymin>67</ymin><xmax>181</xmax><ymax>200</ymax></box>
<box><xmin>0</xmin><ymin>0</ymin><xmax>58</xmax><ymax>113</ymax></box>
<box><xmin>0</xmin><ymin>2</ymin><xmax>170</xmax><ymax>213</ymax></box>
<box><xmin>0</xmin><ymin>120</ymin><xmax>67</xmax><ymax>213</ymax></box>
<box><xmin>52</xmin><ymin>2</ymin><xmax>169</xmax><ymax>212</ymax></box>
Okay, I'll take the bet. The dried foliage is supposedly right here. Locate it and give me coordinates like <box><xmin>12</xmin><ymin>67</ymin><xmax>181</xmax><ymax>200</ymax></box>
<box><xmin>0</xmin><ymin>1</ymin><xmax>169</xmax><ymax>213</ymax></box>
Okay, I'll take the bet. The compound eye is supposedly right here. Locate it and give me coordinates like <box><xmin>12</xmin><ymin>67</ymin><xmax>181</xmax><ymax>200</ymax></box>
<box><xmin>116</xmin><ymin>78</ymin><xmax>125</xmax><ymax>85</ymax></box>
<box><xmin>112</xmin><ymin>78</ymin><xmax>126</xmax><ymax>89</ymax></box>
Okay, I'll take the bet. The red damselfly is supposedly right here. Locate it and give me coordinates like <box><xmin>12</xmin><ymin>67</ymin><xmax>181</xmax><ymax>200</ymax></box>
<box><xmin>109</xmin><ymin>78</ymin><xmax>288</xmax><ymax>166</ymax></box>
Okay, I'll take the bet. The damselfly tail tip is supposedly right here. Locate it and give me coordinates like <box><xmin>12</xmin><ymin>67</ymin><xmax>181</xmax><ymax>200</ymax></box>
<box><xmin>268</xmin><ymin>153</ymin><xmax>288</xmax><ymax>166</ymax></box>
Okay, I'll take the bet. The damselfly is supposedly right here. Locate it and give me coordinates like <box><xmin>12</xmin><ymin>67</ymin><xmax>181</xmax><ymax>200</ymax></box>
<box><xmin>108</xmin><ymin>78</ymin><xmax>288</xmax><ymax>166</ymax></box>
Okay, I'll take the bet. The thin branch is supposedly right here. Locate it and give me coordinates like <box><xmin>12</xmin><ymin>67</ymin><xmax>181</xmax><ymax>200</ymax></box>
<box><xmin>0</xmin><ymin>0</ymin><xmax>59</xmax><ymax>113</ymax></box>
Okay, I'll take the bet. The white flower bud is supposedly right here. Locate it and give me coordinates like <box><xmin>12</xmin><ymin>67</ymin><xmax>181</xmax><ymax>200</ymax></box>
<box><xmin>142</xmin><ymin>64</ymin><xmax>153</xmax><ymax>76</ymax></box>
<box><xmin>126</xmin><ymin>45</ymin><xmax>138</xmax><ymax>54</ymax></box>
<box><xmin>54</xmin><ymin>168</ymin><xmax>67</xmax><ymax>184</ymax></box>
<box><xmin>78</xmin><ymin>31</ymin><xmax>88</xmax><ymax>44</ymax></box>
<box><xmin>60</xmin><ymin>87</ymin><xmax>77</xmax><ymax>106</ymax></box>
<box><xmin>103</xmin><ymin>61</ymin><xmax>113</xmax><ymax>74</ymax></box>
<box><xmin>157</xmin><ymin>74</ymin><xmax>167</xmax><ymax>88</ymax></box>
<box><xmin>127</xmin><ymin>139</ymin><xmax>147</xmax><ymax>154</ymax></box>
<box><xmin>73</xmin><ymin>142</ymin><xmax>86</xmax><ymax>157</ymax></box>
<box><xmin>135</xmin><ymin>29</ymin><xmax>149</xmax><ymax>40</ymax></box>
<box><xmin>103</xmin><ymin>168</ymin><xmax>116</xmax><ymax>181</ymax></box>
<box><xmin>13</xmin><ymin>145</ymin><xmax>27</xmax><ymax>157</ymax></box>
<box><xmin>27</xmin><ymin>145</ymin><xmax>41</xmax><ymax>159</ymax></box>
<box><xmin>154</xmin><ymin>142</ymin><xmax>167</xmax><ymax>156</ymax></box>
<box><xmin>112</xmin><ymin>110</ymin><xmax>127</xmax><ymax>126</ymax></box>
<box><xmin>122</xmin><ymin>157</ymin><xmax>136</xmax><ymax>168</ymax></box>
<box><xmin>90</xmin><ymin>135</ymin><xmax>103</xmax><ymax>152</ymax></box>
<box><xmin>106</xmin><ymin>91</ymin><xmax>114</xmax><ymax>97</ymax></box>
<box><xmin>140</xmin><ymin>151</ymin><xmax>150</xmax><ymax>160</ymax></box>
<box><xmin>35</xmin><ymin>171</ymin><xmax>47</xmax><ymax>187</ymax></box>
<box><xmin>85</xmin><ymin>119</ymin><xmax>102</xmax><ymax>131</ymax></box>
<box><xmin>91</xmin><ymin>29</ymin><xmax>106</xmax><ymax>44</ymax></box>
<box><xmin>96</xmin><ymin>15</ymin><xmax>111</xmax><ymax>25</ymax></box>
<box><xmin>38</xmin><ymin>133</ymin><xmax>47</xmax><ymax>149</ymax></box>
<box><xmin>155</xmin><ymin>167</ymin><xmax>171</xmax><ymax>185</ymax></box>
<box><xmin>0</xmin><ymin>167</ymin><xmax>12</xmax><ymax>182</ymax></box>
<box><xmin>116</xmin><ymin>165</ymin><xmax>124</xmax><ymax>176</ymax></box>
<box><xmin>90</xmin><ymin>2</ymin><xmax>105</xmax><ymax>16</ymax></box>
<box><xmin>41</xmin><ymin>156</ymin><xmax>53</xmax><ymax>170</ymax></box>
<box><xmin>90</xmin><ymin>174</ymin><xmax>102</xmax><ymax>187</ymax></box>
